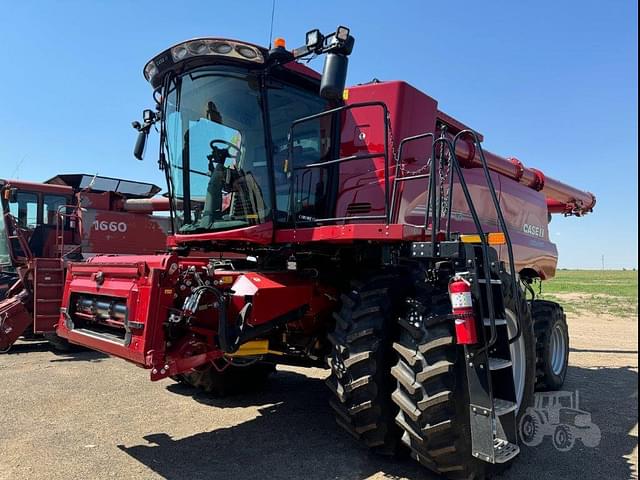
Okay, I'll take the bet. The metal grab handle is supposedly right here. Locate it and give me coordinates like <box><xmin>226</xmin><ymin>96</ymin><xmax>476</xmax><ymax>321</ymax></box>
<box><xmin>389</xmin><ymin>132</ymin><xmax>435</xmax><ymax>224</ymax></box>
<box><xmin>453</xmin><ymin>130</ymin><xmax>522</xmax><ymax>345</ymax></box>
<box><xmin>432</xmin><ymin>136</ymin><xmax>499</xmax><ymax>351</ymax></box>
<box><xmin>286</xmin><ymin>101</ymin><xmax>390</xmax><ymax>227</ymax></box>
<box><xmin>55</xmin><ymin>205</ymin><xmax>83</xmax><ymax>260</ymax></box>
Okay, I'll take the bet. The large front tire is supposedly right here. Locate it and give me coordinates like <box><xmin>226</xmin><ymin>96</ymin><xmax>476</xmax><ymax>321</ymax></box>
<box><xmin>326</xmin><ymin>274</ymin><xmax>406</xmax><ymax>455</ymax></box>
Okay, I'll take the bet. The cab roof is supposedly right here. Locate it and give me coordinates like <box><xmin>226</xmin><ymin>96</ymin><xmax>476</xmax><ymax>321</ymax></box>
<box><xmin>45</xmin><ymin>174</ymin><xmax>161</xmax><ymax>198</ymax></box>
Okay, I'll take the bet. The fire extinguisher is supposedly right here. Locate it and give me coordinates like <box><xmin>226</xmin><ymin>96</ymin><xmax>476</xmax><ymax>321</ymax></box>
<box><xmin>449</xmin><ymin>276</ymin><xmax>479</xmax><ymax>345</ymax></box>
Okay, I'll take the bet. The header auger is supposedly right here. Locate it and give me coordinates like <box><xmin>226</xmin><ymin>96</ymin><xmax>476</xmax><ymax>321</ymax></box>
<box><xmin>56</xmin><ymin>27</ymin><xmax>593</xmax><ymax>478</ymax></box>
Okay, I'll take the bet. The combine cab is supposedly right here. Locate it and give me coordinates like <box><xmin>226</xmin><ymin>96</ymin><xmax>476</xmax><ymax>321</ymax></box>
<box><xmin>0</xmin><ymin>174</ymin><xmax>169</xmax><ymax>352</ymax></box>
<box><xmin>57</xmin><ymin>28</ymin><xmax>594</xmax><ymax>478</ymax></box>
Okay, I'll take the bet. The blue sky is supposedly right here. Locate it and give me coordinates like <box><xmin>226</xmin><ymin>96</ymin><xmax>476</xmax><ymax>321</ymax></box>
<box><xmin>0</xmin><ymin>0</ymin><xmax>636</xmax><ymax>268</ymax></box>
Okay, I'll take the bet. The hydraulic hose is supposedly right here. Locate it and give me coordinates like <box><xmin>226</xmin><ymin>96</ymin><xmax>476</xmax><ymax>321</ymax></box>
<box><xmin>183</xmin><ymin>285</ymin><xmax>242</xmax><ymax>354</ymax></box>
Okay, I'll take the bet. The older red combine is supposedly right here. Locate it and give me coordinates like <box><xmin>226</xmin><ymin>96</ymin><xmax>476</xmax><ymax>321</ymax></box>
<box><xmin>0</xmin><ymin>174</ymin><xmax>169</xmax><ymax>351</ymax></box>
<box><xmin>57</xmin><ymin>28</ymin><xmax>595</xmax><ymax>478</ymax></box>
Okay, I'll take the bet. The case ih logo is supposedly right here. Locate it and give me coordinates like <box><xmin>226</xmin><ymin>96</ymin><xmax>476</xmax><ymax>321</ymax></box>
<box><xmin>523</xmin><ymin>223</ymin><xmax>545</xmax><ymax>238</ymax></box>
<box><xmin>92</xmin><ymin>220</ymin><xmax>128</xmax><ymax>233</ymax></box>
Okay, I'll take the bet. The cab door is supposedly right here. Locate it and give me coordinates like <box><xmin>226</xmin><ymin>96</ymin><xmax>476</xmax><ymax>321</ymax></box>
<box><xmin>5</xmin><ymin>190</ymin><xmax>38</xmax><ymax>261</ymax></box>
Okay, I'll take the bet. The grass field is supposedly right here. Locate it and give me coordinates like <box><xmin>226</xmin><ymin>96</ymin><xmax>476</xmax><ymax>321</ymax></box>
<box><xmin>539</xmin><ymin>269</ymin><xmax>638</xmax><ymax>317</ymax></box>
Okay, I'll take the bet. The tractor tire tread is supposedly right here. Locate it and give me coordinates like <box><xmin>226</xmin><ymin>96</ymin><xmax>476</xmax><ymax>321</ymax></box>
<box><xmin>326</xmin><ymin>272</ymin><xmax>407</xmax><ymax>455</ymax></box>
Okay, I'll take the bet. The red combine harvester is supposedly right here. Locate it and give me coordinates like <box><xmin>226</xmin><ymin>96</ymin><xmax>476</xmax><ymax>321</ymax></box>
<box><xmin>0</xmin><ymin>174</ymin><xmax>169</xmax><ymax>352</ymax></box>
<box><xmin>57</xmin><ymin>28</ymin><xmax>595</xmax><ymax>478</ymax></box>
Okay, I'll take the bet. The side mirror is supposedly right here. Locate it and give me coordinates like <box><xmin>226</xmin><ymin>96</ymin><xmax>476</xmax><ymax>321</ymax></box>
<box><xmin>132</xmin><ymin>109</ymin><xmax>157</xmax><ymax>160</ymax></box>
<box><xmin>134</xmin><ymin>130</ymin><xmax>148</xmax><ymax>160</ymax></box>
<box><xmin>320</xmin><ymin>53</ymin><xmax>348</xmax><ymax>100</ymax></box>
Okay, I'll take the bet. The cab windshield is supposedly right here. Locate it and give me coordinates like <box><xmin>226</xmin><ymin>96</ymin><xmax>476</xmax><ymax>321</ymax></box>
<box><xmin>163</xmin><ymin>66</ymin><xmax>329</xmax><ymax>234</ymax></box>
<box><xmin>165</xmin><ymin>67</ymin><xmax>270</xmax><ymax>233</ymax></box>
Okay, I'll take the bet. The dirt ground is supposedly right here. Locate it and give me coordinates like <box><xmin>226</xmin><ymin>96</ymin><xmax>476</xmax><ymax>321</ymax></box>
<box><xmin>0</xmin><ymin>312</ymin><xmax>637</xmax><ymax>480</ymax></box>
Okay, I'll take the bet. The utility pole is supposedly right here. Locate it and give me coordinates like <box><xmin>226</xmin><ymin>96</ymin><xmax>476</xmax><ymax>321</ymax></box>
<box><xmin>601</xmin><ymin>254</ymin><xmax>605</xmax><ymax>271</ymax></box>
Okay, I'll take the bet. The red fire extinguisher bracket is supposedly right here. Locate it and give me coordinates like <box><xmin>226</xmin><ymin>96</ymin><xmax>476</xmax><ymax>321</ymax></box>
<box><xmin>449</xmin><ymin>277</ymin><xmax>479</xmax><ymax>345</ymax></box>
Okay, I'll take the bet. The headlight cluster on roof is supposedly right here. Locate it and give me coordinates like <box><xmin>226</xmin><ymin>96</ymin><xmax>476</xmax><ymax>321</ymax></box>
<box><xmin>143</xmin><ymin>38</ymin><xmax>265</xmax><ymax>84</ymax></box>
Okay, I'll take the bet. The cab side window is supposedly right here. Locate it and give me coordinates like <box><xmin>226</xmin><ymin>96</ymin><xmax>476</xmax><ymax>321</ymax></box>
<box><xmin>267</xmin><ymin>81</ymin><xmax>331</xmax><ymax>221</ymax></box>
<box><xmin>43</xmin><ymin>195</ymin><xmax>70</xmax><ymax>225</ymax></box>
<box><xmin>9</xmin><ymin>192</ymin><xmax>38</xmax><ymax>229</ymax></box>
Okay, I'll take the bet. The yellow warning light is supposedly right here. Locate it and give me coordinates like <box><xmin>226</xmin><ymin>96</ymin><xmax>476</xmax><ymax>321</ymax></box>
<box><xmin>460</xmin><ymin>232</ymin><xmax>506</xmax><ymax>245</ymax></box>
<box><xmin>274</xmin><ymin>37</ymin><xmax>286</xmax><ymax>48</ymax></box>
<box><xmin>342</xmin><ymin>89</ymin><xmax>349</xmax><ymax>100</ymax></box>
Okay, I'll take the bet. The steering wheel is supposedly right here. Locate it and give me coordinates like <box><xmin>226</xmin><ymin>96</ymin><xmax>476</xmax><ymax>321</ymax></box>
<box><xmin>209</xmin><ymin>139</ymin><xmax>240</xmax><ymax>160</ymax></box>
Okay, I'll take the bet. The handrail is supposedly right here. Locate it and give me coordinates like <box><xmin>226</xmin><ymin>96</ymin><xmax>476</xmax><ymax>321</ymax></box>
<box><xmin>55</xmin><ymin>205</ymin><xmax>83</xmax><ymax>260</ymax></box>
<box><xmin>286</xmin><ymin>101</ymin><xmax>390</xmax><ymax>227</ymax></box>
<box><xmin>389</xmin><ymin>129</ymin><xmax>518</xmax><ymax>350</ymax></box>
<box><xmin>453</xmin><ymin>131</ymin><xmax>522</xmax><ymax>345</ymax></box>
<box><xmin>3</xmin><ymin>212</ymin><xmax>32</xmax><ymax>263</ymax></box>
<box><xmin>389</xmin><ymin>132</ymin><xmax>434</xmax><ymax>224</ymax></box>
<box><xmin>433</xmin><ymin>135</ymin><xmax>499</xmax><ymax>352</ymax></box>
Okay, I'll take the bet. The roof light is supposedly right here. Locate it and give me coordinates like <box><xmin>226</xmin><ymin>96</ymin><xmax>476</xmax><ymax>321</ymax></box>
<box><xmin>305</xmin><ymin>29</ymin><xmax>322</xmax><ymax>49</ymax></box>
<box><xmin>144</xmin><ymin>61</ymin><xmax>158</xmax><ymax>81</ymax></box>
<box><xmin>236</xmin><ymin>45</ymin><xmax>258</xmax><ymax>59</ymax></box>
<box><xmin>187</xmin><ymin>40</ymin><xmax>209</xmax><ymax>55</ymax></box>
<box><xmin>210</xmin><ymin>41</ymin><xmax>232</xmax><ymax>54</ymax></box>
<box><xmin>336</xmin><ymin>26</ymin><xmax>350</xmax><ymax>41</ymax></box>
<box><xmin>274</xmin><ymin>37</ymin><xmax>286</xmax><ymax>48</ymax></box>
<box><xmin>144</xmin><ymin>38</ymin><xmax>266</xmax><ymax>86</ymax></box>
<box><xmin>171</xmin><ymin>45</ymin><xmax>189</xmax><ymax>61</ymax></box>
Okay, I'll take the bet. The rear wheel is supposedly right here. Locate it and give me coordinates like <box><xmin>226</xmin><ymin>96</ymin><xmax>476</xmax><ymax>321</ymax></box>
<box><xmin>326</xmin><ymin>273</ymin><xmax>406</xmax><ymax>455</ymax></box>
<box><xmin>531</xmin><ymin>300</ymin><xmax>569</xmax><ymax>391</ymax></box>
<box><xmin>173</xmin><ymin>360</ymin><xmax>275</xmax><ymax>396</ymax></box>
<box><xmin>392</xmin><ymin>277</ymin><xmax>535</xmax><ymax>479</ymax></box>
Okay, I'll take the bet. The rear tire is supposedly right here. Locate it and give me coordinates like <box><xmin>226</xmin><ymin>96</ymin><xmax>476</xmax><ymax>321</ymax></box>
<box><xmin>326</xmin><ymin>273</ymin><xmax>406</xmax><ymax>455</ymax></box>
<box><xmin>174</xmin><ymin>361</ymin><xmax>275</xmax><ymax>396</ymax></box>
<box><xmin>392</xmin><ymin>276</ymin><xmax>535</xmax><ymax>479</ymax></box>
<box><xmin>531</xmin><ymin>300</ymin><xmax>569</xmax><ymax>391</ymax></box>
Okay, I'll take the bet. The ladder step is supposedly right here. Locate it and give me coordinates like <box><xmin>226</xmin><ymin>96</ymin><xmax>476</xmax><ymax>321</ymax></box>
<box><xmin>477</xmin><ymin>278</ymin><xmax>502</xmax><ymax>284</ymax></box>
<box><xmin>493</xmin><ymin>438</ymin><xmax>520</xmax><ymax>463</ymax></box>
<box><xmin>488</xmin><ymin>357</ymin><xmax>512</xmax><ymax>370</ymax></box>
<box><xmin>483</xmin><ymin>317</ymin><xmax>507</xmax><ymax>326</ymax></box>
<box><xmin>494</xmin><ymin>397</ymin><xmax>517</xmax><ymax>416</ymax></box>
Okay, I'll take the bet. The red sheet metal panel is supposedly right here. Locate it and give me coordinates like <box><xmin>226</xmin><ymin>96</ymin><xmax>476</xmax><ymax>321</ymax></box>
<box><xmin>0</xmin><ymin>290</ymin><xmax>32</xmax><ymax>351</ymax></box>
<box><xmin>33</xmin><ymin>258</ymin><xmax>64</xmax><ymax>333</ymax></box>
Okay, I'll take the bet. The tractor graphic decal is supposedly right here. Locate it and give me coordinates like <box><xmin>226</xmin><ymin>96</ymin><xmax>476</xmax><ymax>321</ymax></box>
<box><xmin>519</xmin><ymin>390</ymin><xmax>601</xmax><ymax>451</ymax></box>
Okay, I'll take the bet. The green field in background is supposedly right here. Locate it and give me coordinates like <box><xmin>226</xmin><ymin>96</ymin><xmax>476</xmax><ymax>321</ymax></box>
<box><xmin>539</xmin><ymin>270</ymin><xmax>638</xmax><ymax>317</ymax></box>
